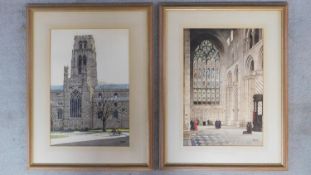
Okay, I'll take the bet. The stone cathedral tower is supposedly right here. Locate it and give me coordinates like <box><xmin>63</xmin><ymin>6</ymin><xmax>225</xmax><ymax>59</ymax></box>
<box><xmin>63</xmin><ymin>35</ymin><xmax>98</xmax><ymax>130</ymax></box>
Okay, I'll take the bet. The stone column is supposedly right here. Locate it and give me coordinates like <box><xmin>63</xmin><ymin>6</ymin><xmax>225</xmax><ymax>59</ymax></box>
<box><xmin>246</xmin><ymin>77</ymin><xmax>256</xmax><ymax>122</ymax></box>
<box><xmin>226</xmin><ymin>85</ymin><xmax>234</xmax><ymax>126</ymax></box>
<box><xmin>233</xmin><ymin>84</ymin><xmax>239</xmax><ymax>127</ymax></box>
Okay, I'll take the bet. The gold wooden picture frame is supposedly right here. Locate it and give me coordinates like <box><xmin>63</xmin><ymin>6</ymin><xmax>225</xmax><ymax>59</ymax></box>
<box><xmin>160</xmin><ymin>3</ymin><xmax>288</xmax><ymax>170</ymax></box>
<box><xmin>27</xmin><ymin>4</ymin><xmax>153</xmax><ymax>169</ymax></box>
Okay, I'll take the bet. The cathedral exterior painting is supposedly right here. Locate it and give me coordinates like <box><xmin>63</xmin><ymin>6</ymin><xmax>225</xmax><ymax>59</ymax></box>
<box><xmin>50</xmin><ymin>29</ymin><xmax>129</xmax><ymax>146</ymax></box>
<box><xmin>184</xmin><ymin>29</ymin><xmax>263</xmax><ymax>146</ymax></box>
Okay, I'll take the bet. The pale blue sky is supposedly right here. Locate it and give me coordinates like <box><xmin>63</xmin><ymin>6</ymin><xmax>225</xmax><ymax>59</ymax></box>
<box><xmin>51</xmin><ymin>29</ymin><xmax>129</xmax><ymax>86</ymax></box>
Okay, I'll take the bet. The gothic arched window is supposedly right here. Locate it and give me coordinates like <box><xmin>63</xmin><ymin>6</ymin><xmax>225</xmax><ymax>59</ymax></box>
<box><xmin>246</xmin><ymin>56</ymin><xmax>255</xmax><ymax>74</ymax></box>
<box><xmin>98</xmin><ymin>111</ymin><xmax>103</xmax><ymax>119</ymax></box>
<box><xmin>98</xmin><ymin>93</ymin><xmax>102</xmax><ymax>98</ymax></box>
<box><xmin>83</xmin><ymin>41</ymin><xmax>87</xmax><ymax>49</ymax></box>
<box><xmin>70</xmin><ymin>90</ymin><xmax>81</xmax><ymax>118</ymax></box>
<box><xmin>83</xmin><ymin>55</ymin><xmax>87</xmax><ymax>66</ymax></box>
<box><xmin>254</xmin><ymin>29</ymin><xmax>260</xmax><ymax>44</ymax></box>
<box><xmin>78</xmin><ymin>55</ymin><xmax>82</xmax><ymax>74</ymax></box>
<box><xmin>249</xmin><ymin>32</ymin><xmax>253</xmax><ymax>49</ymax></box>
<box><xmin>113</xmin><ymin>110</ymin><xmax>119</xmax><ymax>119</ymax></box>
<box><xmin>250</xmin><ymin>60</ymin><xmax>254</xmax><ymax>71</ymax></box>
<box><xmin>193</xmin><ymin>40</ymin><xmax>220</xmax><ymax>105</ymax></box>
<box><xmin>79</xmin><ymin>41</ymin><xmax>82</xmax><ymax>49</ymax></box>
<box><xmin>57</xmin><ymin>109</ymin><xmax>63</xmax><ymax>119</ymax></box>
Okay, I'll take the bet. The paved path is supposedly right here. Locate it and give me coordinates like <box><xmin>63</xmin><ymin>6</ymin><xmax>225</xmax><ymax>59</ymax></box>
<box><xmin>51</xmin><ymin>132</ymin><xmax>129</xmax><ymax>146</ymax></box>
<box><xmin>184</xmin><ymin>126</ymin><xmax>262</xmax><ymax>146</ymax></box>
<box><xmin>54</xmin><ymin>136</ymin><xmax>129</xmax><ymax>146</ymax></box>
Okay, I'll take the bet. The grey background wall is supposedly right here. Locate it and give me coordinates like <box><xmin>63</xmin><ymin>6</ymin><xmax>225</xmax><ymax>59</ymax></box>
<box><xmin>0</xmin><ymin>0</ymin><xmax>309</xmax><ymax>174</ymax></box>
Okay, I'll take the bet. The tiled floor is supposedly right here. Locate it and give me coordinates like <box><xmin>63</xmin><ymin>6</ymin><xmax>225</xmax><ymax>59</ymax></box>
<box><xmin>184</xmin><ymin>126</ymin><xmax>262</xmax><ymax>146</ymax></box>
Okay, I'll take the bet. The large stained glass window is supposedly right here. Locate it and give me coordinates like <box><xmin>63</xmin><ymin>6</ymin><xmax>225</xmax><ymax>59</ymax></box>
<box><xmin>70</xmin><ymin>90</ymin><xmax>81</xmax><ymax>118</ymax></box>
<box><xmin>193</xmin><ymin>40</ymin><xmax>220</xmax><ymax>105</ymax></box>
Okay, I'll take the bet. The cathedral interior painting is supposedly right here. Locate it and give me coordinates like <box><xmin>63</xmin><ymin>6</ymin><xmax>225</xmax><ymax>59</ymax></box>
<box><xmin>50</xmin><ymin>29</ymin><xmax>129</xmax><ymax>146</ymax></box>
<box><xmin>183</xmin><ymin>29</ymin><xmax>264</xmax><ymax>146</ymax></box>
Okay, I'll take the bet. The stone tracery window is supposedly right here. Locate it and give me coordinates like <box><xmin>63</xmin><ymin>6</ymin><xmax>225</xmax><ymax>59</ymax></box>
<box><xmin>57</xmin><ymin>108</ymin><xmax>63</xmax><ymax>119</ymax></box>
<box><xmin>79</xmin><ymin>41</ymin><xmax>82</xmax><ymax>49</ymax></box>
<box><xmin>249</xmin><ymin>32</ymin><xmax>253</xmax><ymax>49</ymax></box>
<box><xmin>98</xmin><ymin>111</ymin><xmax>103</xmax><ymax>119</ymax></box>
<box><xmin>98</xmin><ymin>93</ymin><xmax>102</xmax><ymax>98</ymax></box>
<box><xmin>70</xmin><ymin>90</ymin><xmax>81</xmax><ymax>118</ymax></box>
<box><xmin>246</xmin><ymin>55</ymin><xmax>255</xmax><ymax>76</ymax></box>
<box><xmin>78</xmin><ymin>55</ymin><xmax>82</xmax><ymax>74</ymax></box>
<box><xmin>254</xmin><ymin>29</ymin><xmax>260</xmax><ymax>44</ymax></box>
<box><xmin>193</xmin><ymin>40</ymin><xmax>220</xmax><ymax>105</ymax></box>
<box><xmin>83</xmin><ymin>55</ymin><xmax>87</xmax><ymax>66</ymax></box>
<box><xmin>113</xmin><ymin>110</ymin><xmax>119</xmax><ymax>119</ymax></box>
<box><xmin>250</xmin><ymin>60</ymin><xmax>254</xmax><ymax>71</ymax></box>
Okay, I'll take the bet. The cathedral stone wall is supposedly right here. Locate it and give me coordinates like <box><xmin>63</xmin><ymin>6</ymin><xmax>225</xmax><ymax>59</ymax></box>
<box><xmin>51</xmin><ymin>86</ymin><xmax>129</xmax><ymax>131</ymax></box>
<box><xmin>51</xmin><ymin>88</ymin><xmax>64</xmax><ymax>131</ymax></box>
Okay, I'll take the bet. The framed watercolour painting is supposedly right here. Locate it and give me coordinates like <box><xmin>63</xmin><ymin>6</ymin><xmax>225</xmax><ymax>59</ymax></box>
<box><xmin>160</xmin><ymin>3</ymin><xmax>287</xmax><ymax>170</ymax></box>
<box><xmin>27</xmin><ymin>4</ymin><xmax>153</xmax><ymax>169</ymax></box>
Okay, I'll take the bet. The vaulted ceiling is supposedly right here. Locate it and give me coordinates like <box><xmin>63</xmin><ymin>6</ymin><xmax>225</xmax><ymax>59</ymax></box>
<box><xmin>190</xmin><ymin>29</ymin><xmax>233</xmax><ymax>54</ymax></box>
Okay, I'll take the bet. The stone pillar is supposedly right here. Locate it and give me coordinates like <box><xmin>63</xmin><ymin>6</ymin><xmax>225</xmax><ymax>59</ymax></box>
<box><xmin>226</xmin><ymin>85</ymin><xmax>234</xmax><ymax>126</ymax></box>
<box><xmin>229</xmin><ymin>86</ymin><xmax>234</xmax><ymax>125</ymax></box>
<box><xmin>233</xmin><ymin>84</ymin><xmax>239</xmax><ymax>127</ymax></box>
<box><xmin>246</xmin><ymin>77</ymin><xmax>255</xmax><ymax>122</ymax></box>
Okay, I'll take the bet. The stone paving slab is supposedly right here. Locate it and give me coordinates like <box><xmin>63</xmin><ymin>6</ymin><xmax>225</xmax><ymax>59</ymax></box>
<box><xmin>184</xmin><ymin>126</ymin><xmax>262</xmax><ymax>146</ymax></box>
<box><xmin>51</xmin><ymin>131</ymin><xmax>129</xmax><ymax>145</ymax></box>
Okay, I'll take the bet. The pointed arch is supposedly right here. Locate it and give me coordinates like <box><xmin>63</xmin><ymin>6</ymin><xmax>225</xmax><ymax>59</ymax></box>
<box><xmin>254</xmin><ymin>29</ymin><xmax>260</xmax><ymax>44</ymax></box>
<box><xmin>78</xmin><ymin>55</ymin><xmax>82</xmax><ymax>74</ymax></box>
<box><xmin>249</xmin><ymin>32</ymin><xmax>253</xmax><ymax>49</ymax></box>
<box><xmin>57</xmin><ymin>108</ymin><xmax>63</xmax><ymax>119</ymax></box>
<box><xmin>83</xmin><ymin>55</ymin><xmax>87</xmax><ymax>66</ymax></box>
<box><xmin>79</xmin><ymin>41</ymin><xmax>82</xmax><ymax>49</ymax></box>
<box><xmin>246</xmin><ymin>55</ymin><xmax>255</xmax><ymax>74</ymax></box>
<box><xmin>83</xmin><ymin>41</ymin><xmax>87</xmax><ymax>49</ymax></box>
<box><xmin>113</xmin><ymin>110</ymin><xmax>119</xmax><ymax>119</ymax></box>
<box><xmin>192</xmin><ymin>40</ymin><xmax>220</xmax><ymax>105</ymax></box>
<box><xmin>70</xmin><ymin>90</ymin><xmax>81</xmax><ymax>118</ymax></box>
<box><xmin>98</xmin><ymin>111</ymin><xmax>103</xmax><ymax>119</ymax></box>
